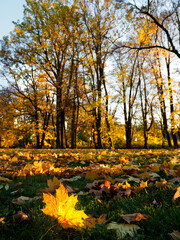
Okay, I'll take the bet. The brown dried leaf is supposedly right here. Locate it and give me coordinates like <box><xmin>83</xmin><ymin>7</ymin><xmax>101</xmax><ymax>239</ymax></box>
<box><xmin>169</xmin><ymin>230</ymin><xmax>180</xmax><ymax>240</ymax></box>
<box><xmin>169</xmin><ymin>177</ymin><xmax>180</xmax><ymax>183</ymax></box>
<box><xmin>13</xmin><ymin>211</ymin><xmax>28</xmax><ymax>222</ymax></box>
<box><xmin>12</xmin><ymin>196</ymin><xmax>40</xmax><ymax>205</ymax></box>
<box><xmin>121</xmin><ymin>213</ymin><xmax>149</xmax><ymax>223</ymax></box>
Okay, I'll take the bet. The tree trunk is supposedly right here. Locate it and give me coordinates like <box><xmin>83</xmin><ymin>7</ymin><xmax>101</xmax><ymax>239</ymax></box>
<box><xmin>71</xmin><ymin>99</ymin><xmax>76</xmax><ymax>149</ymax></box>
<box><xmin>165</xmin><ymin>54</ymin><xmax>178</xmax><ymax>148</ymax></box>
<box><xmin>60</xmin><ymin>108</ymin><xmax>64</xmax><ymax>149</ymax></box>
<box><xmin>102</xmin><ymin>71</ymin><xmax>112</xmax><ymax>148</ymax></box>
<box><xmin>35</xmin><ymin>109</ymin><xmax>40</xmax><ymax>149</ymax></box>
<box><xmin>125</xmin><ymin>119</ymin><xmax>132</xmax><ymax>148</ymax></box>
<box><xmin>56</xmin><ymin>86</ymin><xmax>61</xmax><ymax>149</ymax></box>
<box><xmin>154</xmin><ymin>55</ymin><xmax>172</xmax><ymax>148</ymax></box>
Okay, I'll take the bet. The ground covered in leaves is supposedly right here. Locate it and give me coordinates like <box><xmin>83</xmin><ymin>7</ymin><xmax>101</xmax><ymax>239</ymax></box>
<box><xmin>0</xmin><ymin>148</ymin><xmax>180</xmax><ymax>240</ymax></box>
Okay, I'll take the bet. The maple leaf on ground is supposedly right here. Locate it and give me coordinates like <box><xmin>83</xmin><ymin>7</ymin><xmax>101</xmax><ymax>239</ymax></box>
<box><xmin>42</xmin><ymin>184</ymin><xmax>107</xmax><ymax>230</ymax></box>
<box><xmin>42</xmin><ymin>184</ymin><xmax>89</xmax><ymax>230</ymax></box>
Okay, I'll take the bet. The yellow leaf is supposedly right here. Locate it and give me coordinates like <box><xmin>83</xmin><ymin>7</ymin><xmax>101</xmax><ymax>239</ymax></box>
<box><xmin>140</xmin><ymin>181</ymin><xmax>148</xmax><ymax>188</ymax></box>
<box><xmin>150</xmin><ymin>165</ymin><xmax>160</xmax><ymax>173</ymax></box>
<box><xmin>42</xmin><ymin>184</ymin><xmax>88</xmax><ymax>230</ymax></box>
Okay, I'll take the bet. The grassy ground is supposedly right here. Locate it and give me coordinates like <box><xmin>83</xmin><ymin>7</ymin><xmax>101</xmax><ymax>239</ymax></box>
<box><xmin>0</xmin><ymin>148</ymin><xmax>180</xmax><ymax>240</ymax></box>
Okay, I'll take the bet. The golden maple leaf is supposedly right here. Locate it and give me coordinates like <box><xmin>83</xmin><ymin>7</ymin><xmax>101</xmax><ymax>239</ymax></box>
<box><xmin>42</xmin><ymin>184</ymin><xmax>88</xmax><ymax>230</ymax></box>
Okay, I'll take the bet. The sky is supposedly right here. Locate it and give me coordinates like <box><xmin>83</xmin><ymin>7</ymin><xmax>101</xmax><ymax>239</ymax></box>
<box><xmin>0</xmin><ymin>0</ymin><xmax>25</xmax><ymax>39</ymax></box>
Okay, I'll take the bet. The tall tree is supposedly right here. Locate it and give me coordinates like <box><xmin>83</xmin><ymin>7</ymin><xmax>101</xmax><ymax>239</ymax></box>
<box><xmin>150</xmin><ymin>50</ymin><xmax>172</xmax><ymax>147</ymax></box>
<box><xmin>116</xmin><ymin>51</ymin><xmax>140</xmax><ymax>148</ymax></box>
<box><xmin>0</xmin><ymin>0</ymin><xmax>77</xmax><ymax>148</ymax></box>
<box><xmin>164</xmin><ymin>51</ymin><xmax>178</xmax><ymax>148</ymax></box>
<box><xmin>78</xmin><ymin>0</ymin><xmax>116</xmax><ymax>148</ymax></box>
<box><xmin>116</xmin><ymin>0</ymin><xmax>180</xmax><ymax>58</ymax></box>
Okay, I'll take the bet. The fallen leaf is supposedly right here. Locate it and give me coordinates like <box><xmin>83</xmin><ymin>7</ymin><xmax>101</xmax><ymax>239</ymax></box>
<box><xmin>175</xmin><ymin>166</ymin><xmax>180</xmax><ymax>177</ymax></box>
<box><xmin>124</xmin><ymin>188</ymin><xmax>131</xmax><ymax>196</ymax></box>
<box><xmin>38</xmin><ymin>176</ymin><xmax>61</xmax><ymax>194</ymax></box>
<box><xmin>61</xmin><ymin>175</ymin><xmax>82</xmax><ymax>182</ymax></box>
<box><xmin>84</xmin><ymin>214</ymin><xmax>107</xmax><ymax>229</ymax></box>
<box><xmin>12</xmin><ymin>196</ymin><xmax>40</xmax><ymax>205</ymax></box>
<box><xmin>169</xmin><ymin>230</ymin><xmax>180</xmax><ymax>240</ymax></box>
<box><xmin>12</xmin><ymin>196</ymin><xmax>30</xmax><ymax>205</ymax></box>
<box><xmin>13</xmin><ymin>211</ymin><xmax>28</xmax><ymax>222</ymax></box>
<box><xmin>0</xmin><ymin>176</ymin><xmax>12</xmax><ymax>182</ymax></box>
<box><xmin>66</xmin><ymin>185</ymin><xmax>79</xmax><ymax>194</ymax></box>
<box><xmin>42</xmin><ymin>184</ymin><xmax>89</xmax><ymax>230</ymax></box>
<box><xmin>11</xmin><ymin>156</ymin><xmax>18</xmax><ymax>162</ymax></box>
<box><xmin>5</xmin><ymin>184</ymin><xmax>9</xmax><ymax>191</ymax></box>
<box><xmin>173</xmin><ymin>187</ymin><xmax>180</xmax><ymax>201</ymax></box>
<box><xmin>169</xmin><ymin>177</ymin><xmax>180</xmax><ymax>183</ymax></box>
<box><xmin>107</xmin><ymin>222</ymin><xmax>140</xmax><ymax>239</ymax></box>
<box><xmin>156</xmin><ymin>179</ymin><xmax>167</xmax><ymax>188</ymax></box>
<box><xmin>128</xmin><ymin>176</ymin><xmax>140</xmax><ymax>183</ymax></box>
<box><xmin>149</xmin><ymin>165</ymin><xmax>160</xmax><ymax>173</ymax></box>
<box><xmin>0</xmin><ymin>217</ymin><xmax>5</xmax><ymax>222</ymax></box>
<box><xmin>121</xmin><ymin>213</ymin><xmax>149</xmax><ymax>223</ymax></box>
<box><xmin>11</xmin><ymin>189</ymin><xmax>23</xmax><ymax>195</ymax></box>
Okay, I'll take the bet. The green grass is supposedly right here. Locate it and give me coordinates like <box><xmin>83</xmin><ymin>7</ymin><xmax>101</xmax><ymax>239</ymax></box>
<box><xmin>0</xmin><ymin>149</ymin><xmax>180</xmax><ymax>240</ymax></box>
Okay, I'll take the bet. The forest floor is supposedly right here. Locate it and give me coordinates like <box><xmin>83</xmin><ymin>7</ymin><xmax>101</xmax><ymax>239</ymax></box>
<box><xmin>0</xmin><ymin>148</ymin><xmax>180</xmax><ymax>240</ymax></box>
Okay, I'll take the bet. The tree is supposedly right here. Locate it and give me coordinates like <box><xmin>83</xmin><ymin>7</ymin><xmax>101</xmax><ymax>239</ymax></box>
<box><xmin>77</xmin><ymin>0</ymin><xmax>117</xmax><ymax>148</ymax></box>
<box><xmin>164</xmin><ymin>51</ymin><xmax>178</xmax><ymax>148</ymax></box>
<box><xmin>0</xmin><ymin>0</ymin><xmax>79</xmax><ymax>148</ymax></box>
<box><xmin>115</xmin><ymin>51</ymin><xmax>140</xmax><ymax>148</ymax></box>
<box><xmin>116</xmin><ymin>0</ymin><xmax>180</xmax><ymax>58</ymax></box>
<box><xmin>139</xmin><ymin>58</ymin><xmax>154</xmax><ymax>148</ymax></box>
<box><xmin>150</xmin><ymin>49</ymin><xmax>172</xmax><ymax>147</ymax></box>
<box><xmin>0</xmin><ymin>88</ymin><xmax>18</xmax><ymax>147</ymax></box>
